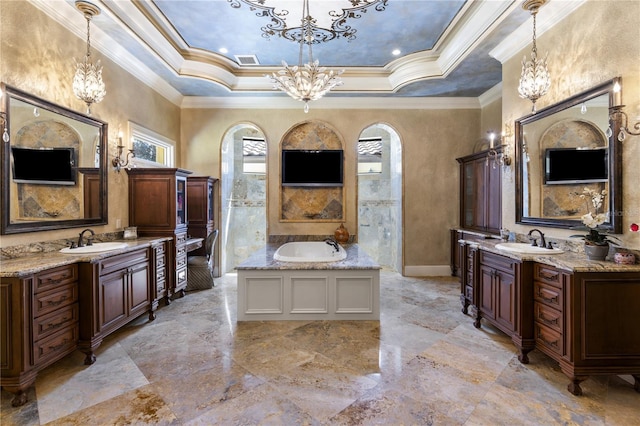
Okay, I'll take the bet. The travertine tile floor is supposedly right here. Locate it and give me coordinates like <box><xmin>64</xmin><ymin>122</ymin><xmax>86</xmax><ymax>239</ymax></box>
<box><xmin>2</xmin><ymin>271</ymin><xmax>639</xmax><ymax>425</ymax></box>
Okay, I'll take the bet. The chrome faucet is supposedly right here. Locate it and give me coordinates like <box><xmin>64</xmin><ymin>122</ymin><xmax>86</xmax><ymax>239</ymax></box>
<box><xmin>324</xmin><ymin>238</ymin><xmax>339</xmax><ymax>253</ymax></box>
<box><xmin>528</xmin><ymin>228</ymin><xmax>546</xmax><ymax>248</ymax></box>
<box><xmin>77</xmin><ymin>228</ymin><xmax>95</xmax><ymax>247</ymax></box>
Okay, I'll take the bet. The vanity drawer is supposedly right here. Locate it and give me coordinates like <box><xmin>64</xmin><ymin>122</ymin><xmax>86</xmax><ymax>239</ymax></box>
<box><xmin>479</xmin><ymin>251</ymin><xmax>517</xmax><ymax>274</ymax></box>
<box><xmin>534</xmin><ymin>302</ymin><xmax>562</xmax><ymax>333</ymax></box>
<box><xmin>35</xmin><ymin>264</ymin><xmax>78</xmax><ymax>293</ymax></box>
<box><xmin>156</xmin><ymin>278</ymin><xmax>166</xmax><ymax>294</ymax></box>
<box><xmin>535</xmin><ymin>322</ymin><xmax>563</xmax><ymax>356</ymax></box>
<box><xmin>33</xmin><ymin>283</ymin><xmax>78</xmax><ymax>317</ymax></box>
<box><xmin>99</xmin><ymin>248</ymin><xmax>149</xmax><ymax>275</ymax></box>
<box><xmin>156</xmin><ymin>253</ymin><xmax>166</xmax><ymax>269</ymax></box>
<box><xmin>176</xmin><ymin>233</ymin><xmax>187</xmax><ymax>245</ymax></box>
<box><xmin>534</xmin><ymin>264</ymin><xmax>564</xmax><ymax>289</ymax></box>
<box><xmin>534</xmin><ymin>281</ymin><xmax>562</xmax><ymax>310</ymax></box>
<box><xmin>33</xmin><ymin>304</ymin><xmax>79</xmax><ymax>341</ymax></box>
<box><xmin>33</xmin><ymin>325</ymin><xmax>78</xmax><ymax>366</ymax></box>
<box><xmin>176</xmin><ymin>267</ymin><xmax>187</xmax><ymax>289</ymax></box>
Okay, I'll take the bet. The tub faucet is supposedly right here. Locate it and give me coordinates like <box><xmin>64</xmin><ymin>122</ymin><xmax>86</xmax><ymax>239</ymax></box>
<box><xmin>78</xmin><ymin>228</ymin><xmax>95</xmax><ymax>247</ymax></box>
<box><xmin>528</xmin><ymin>228</ymin><xmax>546</xmax><ymax>248</ymax></box>
<box><xmin>324</xmin><ymin>238</ymin><xmax>339</xmax><ymax>253</ymax></box>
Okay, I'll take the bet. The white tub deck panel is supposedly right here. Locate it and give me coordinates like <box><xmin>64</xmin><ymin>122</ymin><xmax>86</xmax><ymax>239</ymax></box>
<box><xmin>237</xmin><ymin>244</ymin><xmax>380</xmax><ymax>321</ymax></box>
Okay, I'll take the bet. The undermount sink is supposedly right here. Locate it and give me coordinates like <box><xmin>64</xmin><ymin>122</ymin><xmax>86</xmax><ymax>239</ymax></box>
<box><xmin>495</xmin><ymin>242</ymin><xmax>564</xmax><ymax>255</ymax></box>
<box><xmin>59</xmin><ymin>242</ymin><xmax>129</xmax><ymax>254</ymax></box>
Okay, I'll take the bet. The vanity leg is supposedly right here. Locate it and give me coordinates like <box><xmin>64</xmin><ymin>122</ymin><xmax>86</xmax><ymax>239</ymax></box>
<box><xmin>460</xmin><ymin>294</ymin><xmax>469</xmax><ymax>315</ymax></box>
<box><xmin>633</xmin><ymin>375</ymin><xmax>640</xmax><ymax>393</ymax></box>
<box><xmin>10</xmin><ymin>390</ymin><xmax>28</xmax><ymax>407</ymax></box>
<box><xmin>473</xmin><ymin>308</ymin><xmax>482</xmax><ymax>329</ymax></box>
<box><xmin>148</xmin><ymin>309</ymin><xmax>156</xmax><ymax>321</ymax></box>
<box><xmin>567</xmin><ymin>376</ymin><xmax>587</xmax><ymax>396</ymax></box>
<box><xmin>165</xmin><ymin>295</ymin><xmax>172</xmax><ymax>305</ymax></box>
<box><xmin>83</xmin><ymin>352</ymin><xmax>96</xmax><ymax>365</ymax></box>
<box><xmin>517</xmin><ymin>348</ymin><xmax>532</xmax><ymax>364</ymax></box>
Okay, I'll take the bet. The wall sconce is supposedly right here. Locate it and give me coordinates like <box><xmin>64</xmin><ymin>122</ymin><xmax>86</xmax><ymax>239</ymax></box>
<box><xmin>486</xmin><ymin>131</ymin><xmax>512</xmax><ymax>169</ymax></box>
<box><xmin>608</xmin><ymin>78</ymin><xmax>640</xmax><ymax>142</ymax></box>
<box><xmin>112</xmin><ymin>131</ymin><xmax>135</xmax><ymax>172</ymax></box>
<box><xmin>0</xmin><ymin>86</ymin><xmax>8</xmax><ymax>143</ymax></box>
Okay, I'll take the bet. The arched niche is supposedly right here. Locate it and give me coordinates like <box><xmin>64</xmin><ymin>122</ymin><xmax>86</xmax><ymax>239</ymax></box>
<box><xmin>280</xmin><ymin>120</ymin><xmax>345</xmax><ymax>222</ymax></box>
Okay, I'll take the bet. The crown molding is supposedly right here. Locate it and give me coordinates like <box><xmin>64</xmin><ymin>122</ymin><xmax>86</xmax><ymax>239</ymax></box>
<box><xmin>478</xmin><ymin>82</ymin><xmax>503</xmax><ymax>108</ymax></box>
<box><xmin>489</xmin><ymin>0</ymin><xmax>587</xmax><ymax>64</ymax></box>
<box><xmin>181</xmin><ymin>96</ymin><xmax>481</xmax><ymax>110</ymax></box>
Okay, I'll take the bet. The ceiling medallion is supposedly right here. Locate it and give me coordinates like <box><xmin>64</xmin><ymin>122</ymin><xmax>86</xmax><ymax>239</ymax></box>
<box><xmin>228</xmin><ymin>0</ymin><xmax>389</xmax><ymax>43</ymax></box>
<box><xmin>267</xmin><ymin>0</ymin><xmax>344</xmax><ymax>113</ymax></box>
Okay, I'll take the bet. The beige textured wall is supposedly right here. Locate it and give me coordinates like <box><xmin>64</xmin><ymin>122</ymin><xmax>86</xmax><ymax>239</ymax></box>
<box><xmin>502</xmin><ymin>0</ymin><xmax>640</xmax><ymax>249</ymax></box>
<box><xmin>181</xmin><ymin>107</ymin><xmax>480</xmax><ymax>268</ymax></box>
<box><xmin>481</xmin><ymin>98</ymin><xmax>503</xmax><ymax>138</ymax></box>
<box><xmin>0</xmin><ymin>2</ymin><xmax>181</xmax><ymax>247</ymax></box>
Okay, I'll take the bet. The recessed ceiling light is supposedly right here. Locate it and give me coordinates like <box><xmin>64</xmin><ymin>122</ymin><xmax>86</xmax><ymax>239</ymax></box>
<box><xmin>219</xmin><ymin>47</ymin><xmax>228</xmax><ymax>54</ymax></box>
<box><xmin>392</xmin><ymin>49</ymin><xmax>401</xmax><ymax>56</ymax></box>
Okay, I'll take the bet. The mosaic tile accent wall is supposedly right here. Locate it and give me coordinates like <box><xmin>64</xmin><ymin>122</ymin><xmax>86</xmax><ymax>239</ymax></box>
<box><xmin>280</xmin><ymin>121</ymin><xmax>344</xmax><ymax>221</ymax></box>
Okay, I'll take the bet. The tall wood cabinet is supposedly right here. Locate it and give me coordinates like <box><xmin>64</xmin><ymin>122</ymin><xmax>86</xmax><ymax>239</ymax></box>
<box><xmin>456</xmin><ymin>149</ymin><xmax>502</xmax><ymax>234</ymax></box>
<box><xmin>127</xmin><ymin>168</ymin><xmax>192</xmax><ymax>302</ymax></box>
<box><xmin>187</xmin><ymin>176</ymin><xmax>217</xmax><ymax>257</ymax></box>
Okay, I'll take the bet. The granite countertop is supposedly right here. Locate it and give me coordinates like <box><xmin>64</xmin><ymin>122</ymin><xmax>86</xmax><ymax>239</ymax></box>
<box><xmin>0</xmin><ymin>237</ymin><xmax>172</xmax><ymax>278</ymax></box>
<box><xmin>461</xmin><ymin>237</ymin><xmax>640</xmax><ymax>273</ymax></box>
<box><xmin>237</xmin><ymin>243</ymin><xmax>381</xmax><ymax>270</ymax></box>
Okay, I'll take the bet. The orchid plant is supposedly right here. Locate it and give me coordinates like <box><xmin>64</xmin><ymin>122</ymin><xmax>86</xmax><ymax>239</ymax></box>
<box><xmin>570</xmin><ymin>188</ymin><xmax>619</xmax><ymax>246</ymax></box>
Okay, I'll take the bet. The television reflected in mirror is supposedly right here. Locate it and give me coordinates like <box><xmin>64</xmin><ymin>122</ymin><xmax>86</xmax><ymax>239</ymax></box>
<box><xmin>1</xmin><ymin>83</ymin><xmax>108</xmax><ymax>234</ymax></box>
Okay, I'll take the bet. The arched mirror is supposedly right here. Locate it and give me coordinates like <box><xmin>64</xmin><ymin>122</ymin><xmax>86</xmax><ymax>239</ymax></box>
<box><xmin>515</xmin><ymin>78</ymin><xmax>622</xmax><ymax>233</ymax></box>
<box><xmin>1</xmin><ymin>84</ymin><xmax>108</xmax><ymax>234</ymax></box>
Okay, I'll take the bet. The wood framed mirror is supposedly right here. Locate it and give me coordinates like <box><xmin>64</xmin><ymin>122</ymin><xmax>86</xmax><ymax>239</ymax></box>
<box><xmin>1</xmin><ymin>84</ymin><xmax>108</xmax><ymax>234</ymax></box>
<box><xmin>515</xmin><ymin>78</ymin><xmax>622</xmax><ymax>233</ymax></box>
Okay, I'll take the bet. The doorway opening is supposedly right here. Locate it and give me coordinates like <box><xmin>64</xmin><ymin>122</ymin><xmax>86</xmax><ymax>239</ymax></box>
<box><xmin>220</xmin><ymin>124</ymin><xmax>267</xmax><ymax>274</ymax></box>
<box><xmin>357</xmin><ymin>124</ymin><xmax>403</xmax><ymax>272</ymax></box>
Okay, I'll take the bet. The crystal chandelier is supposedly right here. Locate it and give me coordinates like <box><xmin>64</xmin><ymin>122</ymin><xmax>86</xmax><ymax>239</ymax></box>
<box><xmin>268</xmin><ymin>0</ymin><xmax>344</xmax><ymax>113</ymax></box>
<box><xmin>73</xmin><ymin>1</ymin><xmax>106</xmax><ymax>116</ymax></box>
<box><xmin>518</xmin><ymin>0</ymin><xmax>550</xmax><ymax>114</ymax></box>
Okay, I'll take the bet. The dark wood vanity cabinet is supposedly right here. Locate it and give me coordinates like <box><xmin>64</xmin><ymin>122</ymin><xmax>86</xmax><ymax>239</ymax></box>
<box><xmin>187</xmin><ymin>176</ymin><xmax>217</xmax><ymax>257</ymax></box>
<box><xmin>78</xmin><ymin>247</ymin><xmax>152</xmax><ymax>365</ymax></box>
<box><xmin>150</xmin><ymin>239</ymin><xmax>167</xmax><ymax>314</ymax></box>
<box><xmin>1</xmin><ymin>264</ymin><xmax>79</xmax><ymax>406</ymax></box>
<box><xmin>458</xmin><ymin>240</ymin><xmax>478</xmax><ymax>315</ymax></box>
<box><xmin>472</xmin><ymin>250</ymin><xmax>535</xmax><ymax>363</ymax></box>
<box><xmin>456</xmin><ymin>149</ymin><xmax>502</xmax><ymax>234</ymax></box>
<box><xmin>127</xmin><ymin>168</ymin><xmax>192</xmax><ymax>302</ymax></box>
<box><xmin>533</xmin><ymin>264</ymin><xmax>640</xmax><ymax>395</ymax></box>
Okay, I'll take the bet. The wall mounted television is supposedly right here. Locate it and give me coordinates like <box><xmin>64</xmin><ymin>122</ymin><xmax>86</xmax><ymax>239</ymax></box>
<box><xmin>11</xmin><ymin>147</ymin><xmax>77</xmax><ymax>185</ymax></box>
<box><xmin>282</xmin><ymin>149</ymin><xmax>343</xmax><ymax>187</ymax></box>
<box><xmin>544</xmin><ymin>147</ymin><xmax>608</xmax><ymax>185</ymax></box>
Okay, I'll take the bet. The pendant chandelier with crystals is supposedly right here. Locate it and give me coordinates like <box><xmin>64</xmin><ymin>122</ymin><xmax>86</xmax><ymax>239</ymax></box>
<box><xmin>268</xmin><ymin>0</ymin><xmax>344</xmax><ymax>113</ymax></box>
<box><xmin>73</xmin><ymin>1</ymin><xmax>106</xmax><ymax>116</ymax></box>
<box><xmin>518</xmin><ymin>0</ymin><xmax>550</xmax><ymax>114</ymax></box>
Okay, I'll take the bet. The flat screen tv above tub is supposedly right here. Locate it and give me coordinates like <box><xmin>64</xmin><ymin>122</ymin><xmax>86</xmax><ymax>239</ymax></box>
<box><xmin>282</xmin><ymin>149</ymin><xmax>343</xmax><ymax>187</ymax></box>
<box><xmin>544</xmin><ymin>147</ymin><xmax>607</xmax><ymax>185</ymax></box>
<box><xmin>11</xmin><ymin>147</ymin><xmax>77</xmax><ymax>185</ymax></box>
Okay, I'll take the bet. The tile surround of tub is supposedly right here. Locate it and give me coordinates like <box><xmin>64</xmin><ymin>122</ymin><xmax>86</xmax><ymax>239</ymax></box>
<box><xmin>2</xmin><ymin>272</ymin><xmax>638</xmax><ymax>425</ymax></box>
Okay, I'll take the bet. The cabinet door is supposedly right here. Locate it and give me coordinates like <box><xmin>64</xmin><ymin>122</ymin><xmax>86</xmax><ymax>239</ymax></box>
<box><xmin>478</xmin><ymin>265</ymin><xmax>495</xmax><ymax>319</ymax></box>
<box><xmin>99</xmin><ymin>270</ymin><xmax>127</xmax><ymax>330</ymax></box>
<box><xmin>495</xmin><ymin>271</ymin><xmax>516</xmax><ymax>331</ymax></box>
<box><xmin>472</xmin><ymin>159</ymin><xmax>487</xmax><ymax>231</ymax></box>
<box><xmin>128</xmin><ymin>263</ymin><xmax>150</xmax><ymax>317</ymax></box>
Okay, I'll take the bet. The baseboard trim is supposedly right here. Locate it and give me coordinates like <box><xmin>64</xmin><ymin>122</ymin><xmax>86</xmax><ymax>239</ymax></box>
<box><xmin>404</xmin><ymin>265</ymin><xmax>452</xmax><ymax>277</ymax></box>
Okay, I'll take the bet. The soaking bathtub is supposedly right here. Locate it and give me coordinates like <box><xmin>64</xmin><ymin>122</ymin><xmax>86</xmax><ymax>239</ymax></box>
<box><xmin>236</xmin><ymin>243</ymin><xmax>380</xmax><ymax>321</ymax></box>
<box><xmin>273</xmin><ymin>241</ymin><xmax>347</xmax><ymax>262</ymax></box>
